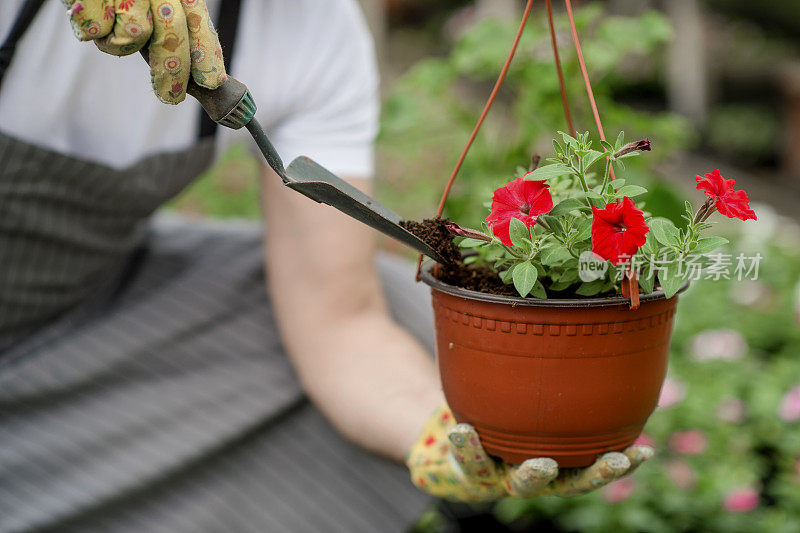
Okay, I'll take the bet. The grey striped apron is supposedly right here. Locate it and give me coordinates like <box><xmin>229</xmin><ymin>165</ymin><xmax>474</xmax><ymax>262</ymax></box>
<box><xmin>0</xmin><ymin>132</ymin><xmax>433</xmax><ymax>530</ymax></box>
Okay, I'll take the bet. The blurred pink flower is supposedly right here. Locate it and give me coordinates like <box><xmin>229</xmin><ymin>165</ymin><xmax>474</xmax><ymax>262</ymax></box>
<box><xmin>634</xmin><ymin>432</ymin><xmax>657</xmax><ymax>449</ymax></box>
<box><xmin>666</xmin><ymin>458</ymin><xmax>697</xmax><ymax>490</ymax></box>
<box><xmin>717</xmin><ymin>397</ymin><xmax>747</xmax><ymax>424</ymax></box>
<box><xmin>690</xmin><ymin>329</ymin><xmax>747</xmax><ymax>361</ymax></box>
<box><xmin>778</xmin><ymin>386</ymin><xmax>800</xmax><ymax>422</ymax></box>
<box><xmin>603</xmin><ymin>477</ymin><xmax>636</xmax><ymax>503</ymax></box>
<box><xmin>657</xmin><ymin>377</ymin><xmax>686</xmax><ymax>409</ymax></box>
<box><xmin>669</xmin><ymin>430</ymin><xmax>707</xmax><ymax>455</ymax></box>
<box><xmin>723</xmin><ymin>487</ymin><xmax>759</xmax><ymax>513</ymax></box>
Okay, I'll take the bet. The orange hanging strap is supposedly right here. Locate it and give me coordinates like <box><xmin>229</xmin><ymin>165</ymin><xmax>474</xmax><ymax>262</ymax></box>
<box><xmin>415</xmin><ymin>0</ymin><xmax>536</xmax><ymax>280</ymax></box>
<box><xmin>546</xmin><ymin>0</ymin><xmax>575</xmax><ymax>137</ymax></box>
<box><xmin>563</xmin><ymin>0</ymin><xmax>615</xmax><ymax>181</ymax></box>
<box><xmin>564</xmin><ymin>0</ymin><xmax>641</xmax><ymax>307</ymax></box>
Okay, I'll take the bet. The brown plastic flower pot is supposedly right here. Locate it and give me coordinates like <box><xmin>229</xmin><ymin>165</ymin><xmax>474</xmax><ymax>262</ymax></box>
<box><xmin>420</xmin><ymin>263</ymin><xmax>686</xmax><ymax>468</ymax></box>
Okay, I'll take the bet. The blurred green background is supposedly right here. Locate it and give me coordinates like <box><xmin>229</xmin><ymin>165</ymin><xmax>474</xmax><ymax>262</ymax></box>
<box><xmin>168</xmin><ymin>1</ymin><xmax>800</xmax><ymax>530</ymax></box>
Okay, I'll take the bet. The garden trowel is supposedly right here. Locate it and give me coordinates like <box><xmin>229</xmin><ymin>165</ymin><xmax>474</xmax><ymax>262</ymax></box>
<box><xmin>183</xmin><ymin>72</ymin><xmax>449</xmax><ymax>265</ymax></box>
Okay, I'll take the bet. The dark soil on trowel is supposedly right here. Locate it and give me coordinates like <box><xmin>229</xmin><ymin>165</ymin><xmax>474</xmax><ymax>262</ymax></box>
<box><xmin>400</xmin><ymin>217</ymin><xmax>518</xmax><ymax>296</ymax></box>
<box><xmin>400</xmin><ymin>218</ymin><xmax>462</xmax><ymax>266</ymax></box>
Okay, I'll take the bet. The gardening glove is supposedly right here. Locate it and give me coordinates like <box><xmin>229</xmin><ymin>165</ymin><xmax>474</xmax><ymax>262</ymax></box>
<box><xmin>407</xmin><ymin>406</ymin><xmax>654</xmax><ymax>502</ymax></box>
<box><xmin>64</xmin><ymin>0</ymin><xmax>226</xmax><ymax>104</ymax></box>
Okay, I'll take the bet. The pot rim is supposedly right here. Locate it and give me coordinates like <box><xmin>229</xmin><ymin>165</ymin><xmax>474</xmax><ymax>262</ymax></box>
<box><xmin>420</xmin><ymin>261</ymin><xmax>689</xmax><ymax>308</ymax></box>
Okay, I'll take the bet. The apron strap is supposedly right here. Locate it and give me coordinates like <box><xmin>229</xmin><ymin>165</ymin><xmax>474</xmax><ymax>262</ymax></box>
<box><xmin>197</xmin><ymin>0</ymin><xmax>243</xmax><ymax>140</ymax></box>
<box><xmin>0</xmin><ymin>0</ymin><xmax>46</xmax><ymax>93</ymax></box>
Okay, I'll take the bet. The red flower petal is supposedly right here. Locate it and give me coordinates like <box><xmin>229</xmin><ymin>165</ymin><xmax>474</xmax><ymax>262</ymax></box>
<box><xmin>716</xmin><ymin>189</ymin><xmax>757</xmax><ymax>221</ymax></box>
<box><xmin>695</xmin><ymin>170</ymin><xmax>756</xmax><ymax>221</ymax></box>
<box><xmin>486</xmin><ymin>177</ymin><xmax>553</xmax><ymax>246</ymax></box>
<box><xmin>489</xmin><ymin>219</ymin><xmax>513</xmax><ymax>246</ymax></box>
<box><xmin>591</xmin><ymin>197</ymin><xmax>649</xmax><ymax>265</ymax></box>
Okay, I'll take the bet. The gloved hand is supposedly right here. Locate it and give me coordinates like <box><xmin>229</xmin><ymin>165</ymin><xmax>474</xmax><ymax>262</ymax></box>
<box><xmin>407</xmin><ymin>406</ymin><xmax>653</xmax><ymax>502</ymax></box>
<box><xmin>64</xmin><ymin>0</ymin><xmax>226</xmax><ymax>104</ymax></box>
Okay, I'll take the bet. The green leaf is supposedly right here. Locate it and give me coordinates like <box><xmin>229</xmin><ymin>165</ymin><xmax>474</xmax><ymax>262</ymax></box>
<box><xmin>509</xmin><ymin>218</ymin><xmax>531</xmax><ymax>249</ymax></box>
<box><xmin>559</xmin><ymin>131</ymin><xmax>579</xmax><ymax>149</ymax></box>
<box><xmin>527</xmin><ymin>164</ymin><xmax>571</xmax><ymax>181</ymax></box>
<box><xmin>549</xmin><ymin>278</ymin><xmax>574</xmax><ymax>291</ymax></box>
<box><xmin>499</xmin><ymin>265</ymin><xmax>515</xmax><ymax>285</ymax></box>
<box><xmin>540</xmin><ymin>215</ymin><xmax>565</xmax><ymax>237</ymax></box>
<box><xmin>691</xmin><ymin>237</ymin><xmax>729</xmax><ymax>255</ymax></box>
<box><xmin>658</xmin><ymin>261</ymin><xmax>685</xmax><ymax>298</ymax></box>
<box><xmin>614</xmin><ymin>131</ymin><xmax>625</xmax><ymax>152</ymax></box>
<box><xmin>540</xmin><ymin>244</ymin><xmax>572</xmax><ymax>266</ymax></box>
<box><xmin>576</xmin><ymin>279</ymin><xmax>606</xmax><ymax>296</ymax></box>
<box><xmin>458</xmin><ymin>238</ymin><xmax>487</xmax><ymax>248</ymax></box>
<box><xmin>615</xmin><ymin>185</ymin><xmax>648</xmax><ymax>197</ymax></box>
<box><xmin>483</xmin><ymin>247</ymin><xmax>505</xmax><ymax>261</ymax></box>
<box><xmin>611</xmin><ymin>179</ymin><xmax>627</xmax><ymax>189</ymax></box>
<box><xmin>640</xmin><ymin>232</ymin><xmax>658</xmax><ymax>255</ymax></box>
<box><xmin>512</xmin><ymin>261</ymin><xmax>538</xmax><ymax>297</ymax></box>
<box><xmin>559</xmin><ymin>267</ymin><xmax>580</xmax><ymax>284</ymax></box>
<box><xmin>638</xmin><ymin>264</ymin><xmax>655</xmax><ymax>294</ymax></box>
<box><xmin>573</xmin><ymin>219</ymin><xmax>592</xmax><ymax>241</ymax></box>
<box><xmin>648</xmin><ymin>217</ymin><xmax>681</xmax><ymax>247</ymax></box>
<box><xmin>549</xmin><ymin>198</ymin><xmax>588</xmax><ymax>217</ymax></box>
<box><xmin>584</xmin><ymin>190</ymin><xmax>604</xmax><ymax>201</ymax></box>
<box><xmin>530</xmin><ymin>280</ymin><xmax>547</xmax><ymax>299</ymax></box>
<box><xmin>583</xmin><ymin>150</ymin><xmax>607</xmax><ymax>170</ymax></box>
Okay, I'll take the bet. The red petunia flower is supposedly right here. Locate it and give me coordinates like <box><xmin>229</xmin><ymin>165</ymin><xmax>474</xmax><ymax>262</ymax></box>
<box><xmin>695</xmin><ymin>170</ymin><xmax>756</xmax><ymax>221</ymax></box>
<box><xmin>591</xmin><ymin>197</ymin><xmax>649</xmax><ymax>265</ymax></box>
<box><xmin>485</xmin><ymin>176</ymin><xmax>553</xmax><ymax>246</ymax></box>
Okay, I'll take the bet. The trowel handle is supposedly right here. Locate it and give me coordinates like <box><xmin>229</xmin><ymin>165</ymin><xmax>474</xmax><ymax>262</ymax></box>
<box><xmin>139</xmin><ymin>49</ymin><xmax>251</xmax><ymax>128</ymax></box>
<box><xmin>139</xmin><ymin>49</ymin><xmax>288</xmax><ymax>179</ymax></box>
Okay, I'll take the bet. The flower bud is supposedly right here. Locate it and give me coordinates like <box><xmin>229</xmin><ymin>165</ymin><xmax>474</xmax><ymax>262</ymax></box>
<box><xmin>444</xmin><ymin>222</ymin><xmax>492</xmax><ymax>242</ymax></box>
<box><xmin>614</xmin><ymin>139</ymin><xmax>651</xmax><ymax>158</ymax></box>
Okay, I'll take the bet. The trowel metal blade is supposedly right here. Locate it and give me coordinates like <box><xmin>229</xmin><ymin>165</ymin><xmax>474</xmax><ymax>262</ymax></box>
<box><xmin>284</xmin><ymin>156</ymin><xmax>448</xmax><ymax>265</ymax></box>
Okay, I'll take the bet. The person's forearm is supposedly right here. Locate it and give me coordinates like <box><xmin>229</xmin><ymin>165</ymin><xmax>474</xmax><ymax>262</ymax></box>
<box><xmin>277</xmin><ymin>307</ymin><xmax>444</xmax><ymax>462</ymax></box>
<box><xmin>261</xmin><ymin>168</ymin><xmax>443</xmax><ymax>462</ymax></box>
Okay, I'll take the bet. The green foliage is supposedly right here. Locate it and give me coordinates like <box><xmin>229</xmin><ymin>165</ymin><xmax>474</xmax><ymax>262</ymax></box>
<box><xmin>456</xmin><ymin>131</ymin><xmax>732</xmax><ymax>299</ymax></box>
<box><xmin>378</xmin><ymin>4</ymin><xmax>692</xmax><ymax>229</ymax></box>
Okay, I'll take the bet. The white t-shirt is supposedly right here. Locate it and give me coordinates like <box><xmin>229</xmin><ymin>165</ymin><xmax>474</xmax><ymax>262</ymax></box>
<box><xmin>0</xmin><ymin>0</ymin><xmax>379</xmax><ymax>178</ymax></box>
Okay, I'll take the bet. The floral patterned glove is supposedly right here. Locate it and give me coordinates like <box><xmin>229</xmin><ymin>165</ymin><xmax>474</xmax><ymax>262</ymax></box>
<box><xmin>64</xmin><ymin>0</ymin><xmax>226</xmax><ymax>104</ymax></box>
<box><xmin>406</xmin><ymin>406</ymin><xmax>654</xmax><ymax>502</ymax></box>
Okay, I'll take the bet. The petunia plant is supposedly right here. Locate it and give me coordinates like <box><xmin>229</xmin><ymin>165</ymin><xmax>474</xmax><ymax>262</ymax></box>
<box><xmin>451</xmin><ymin>132</ymin><xmax>757</xmax><ymax>299</ymax></box>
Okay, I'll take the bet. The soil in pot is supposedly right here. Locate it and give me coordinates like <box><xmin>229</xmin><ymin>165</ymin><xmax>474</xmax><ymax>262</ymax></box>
<box><xmin>402</xmin><ymin>218</ymin><xmax>517</xmax><ymax>296</ymax></box>
<box><xmin>400</xmin><ymin>218</ymin><xmax>462</xmax><ymax>266</ymax></box>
